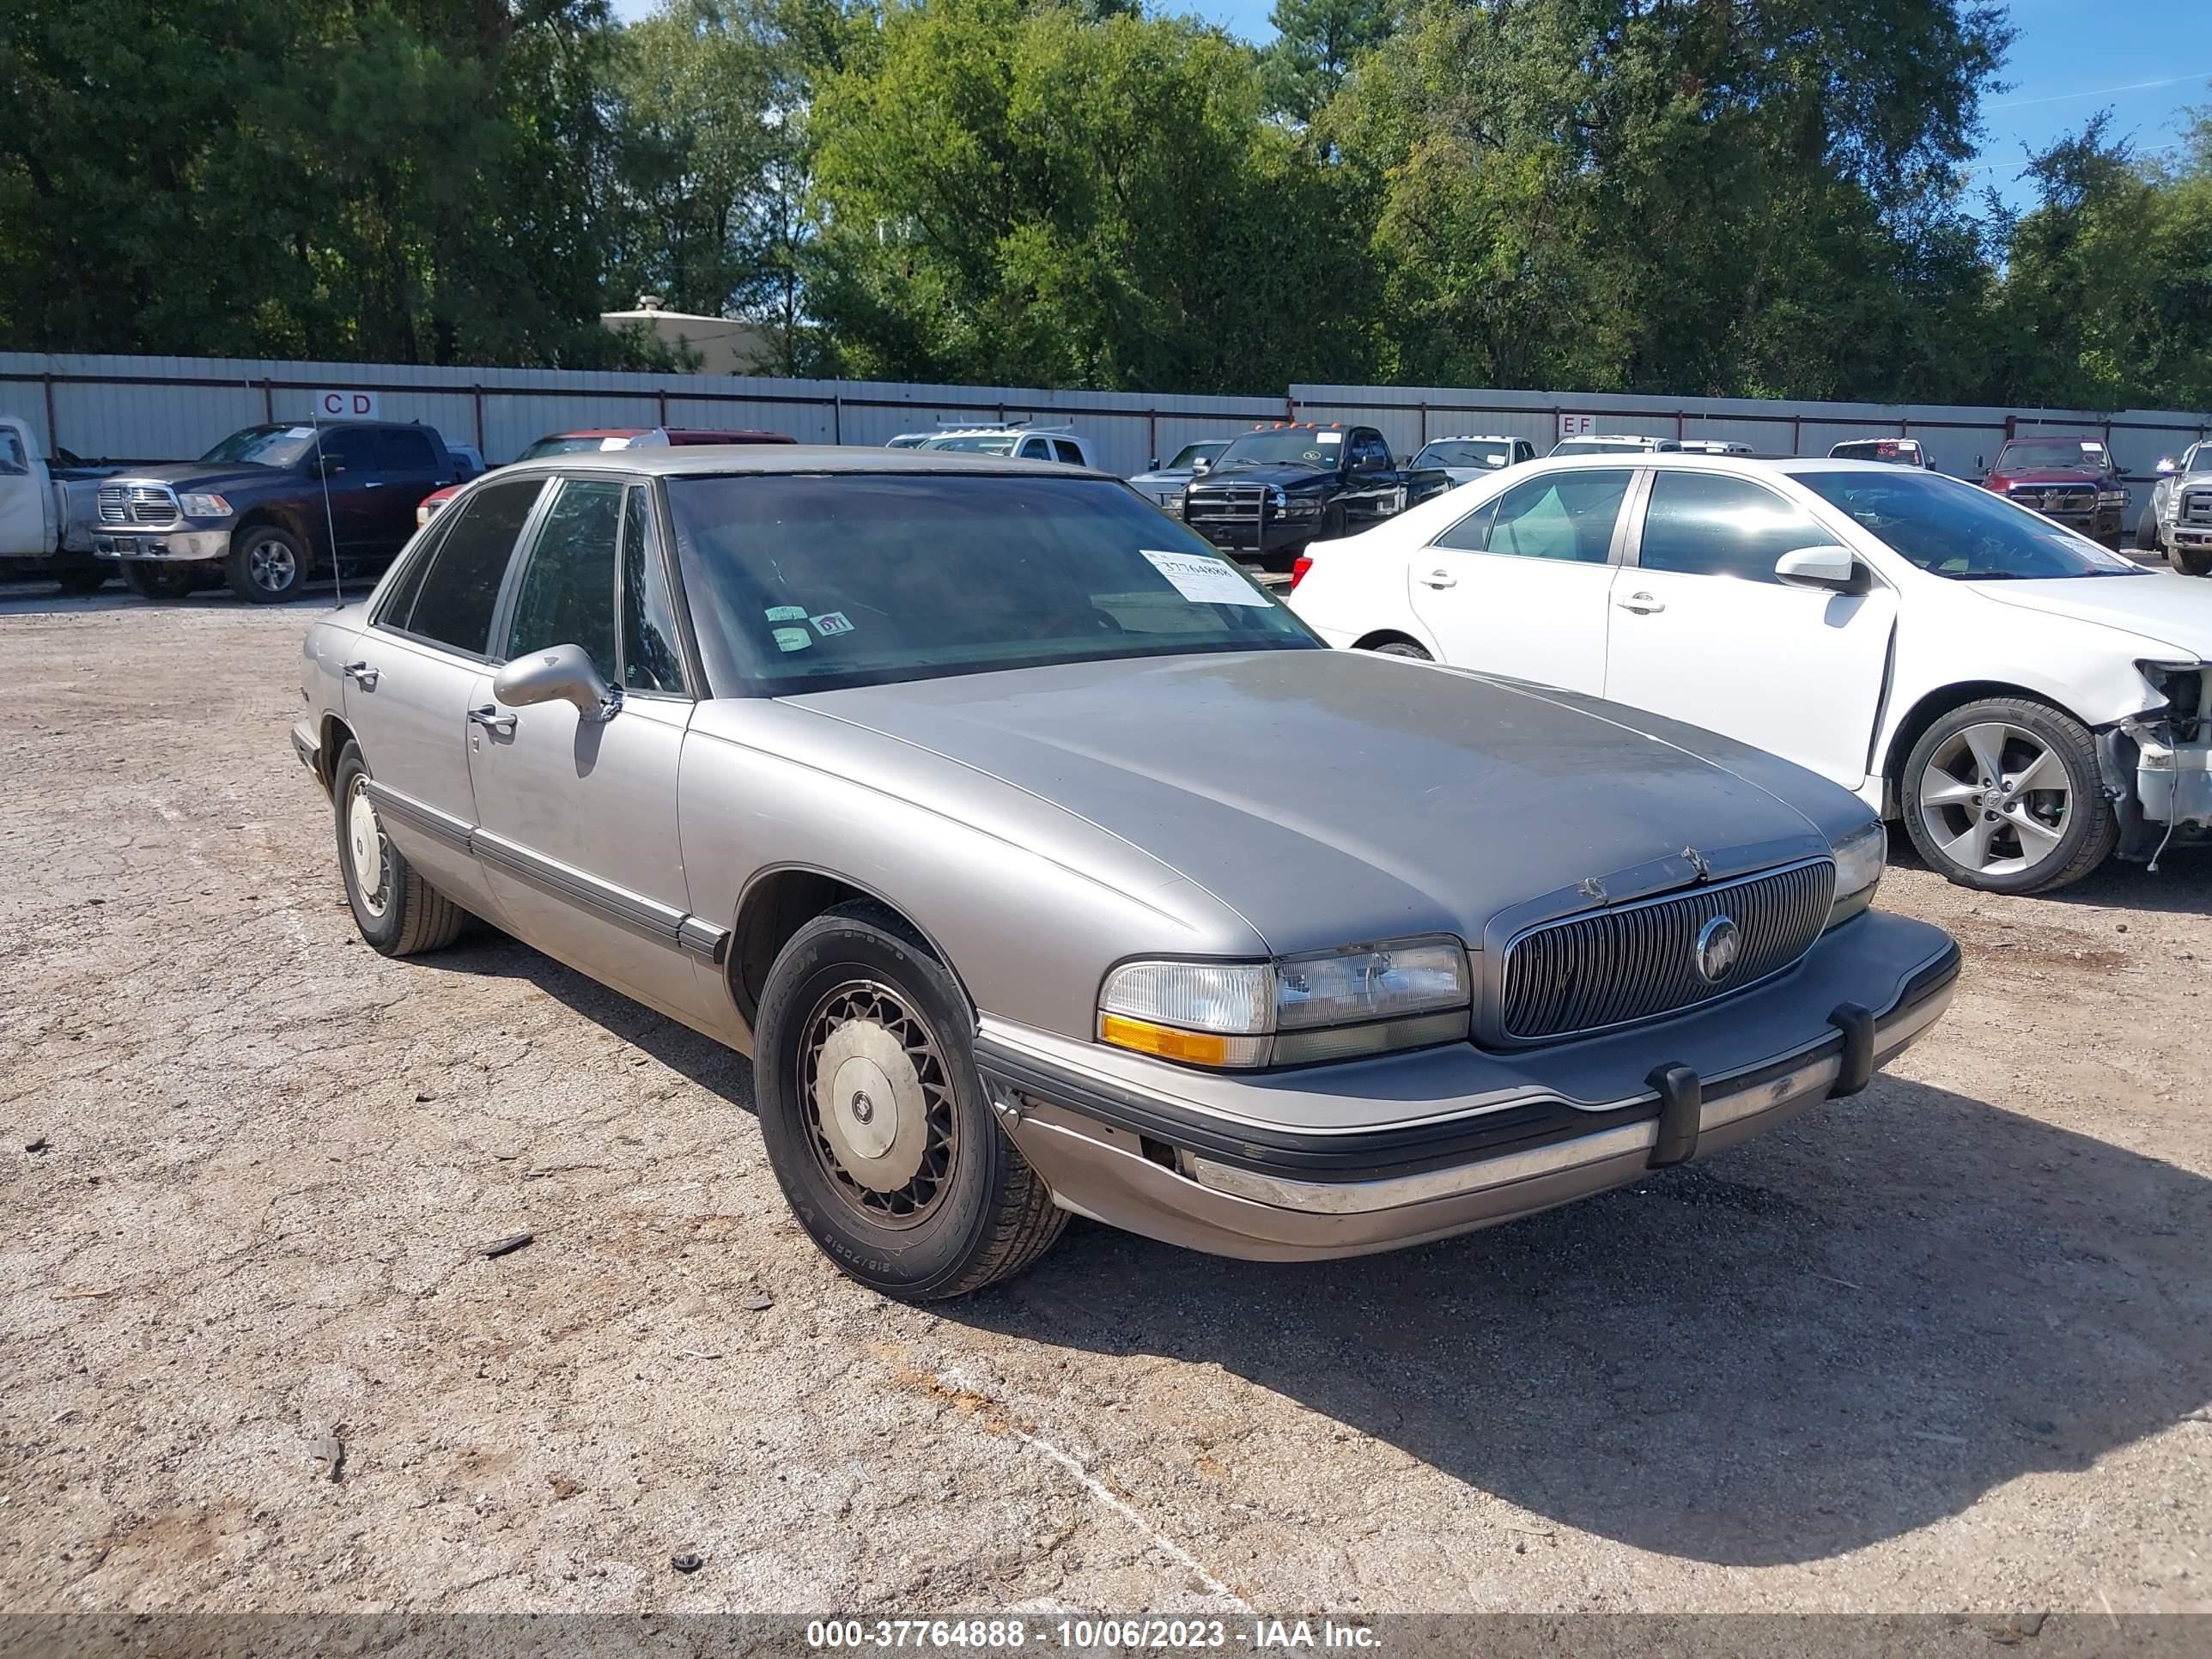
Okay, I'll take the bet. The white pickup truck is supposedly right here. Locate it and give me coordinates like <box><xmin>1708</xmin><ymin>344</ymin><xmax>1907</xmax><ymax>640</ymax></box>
<box><xmin>0</xmin><ymin>415</ymin><xmax>110</xmax><ymax>592</ymax></box>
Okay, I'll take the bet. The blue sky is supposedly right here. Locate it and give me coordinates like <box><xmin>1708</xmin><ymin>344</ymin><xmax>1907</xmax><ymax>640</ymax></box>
<box><xmin>609</xmin><ymin>0</ymin><xmax>2209</xmax><ymax>210</ymax></box>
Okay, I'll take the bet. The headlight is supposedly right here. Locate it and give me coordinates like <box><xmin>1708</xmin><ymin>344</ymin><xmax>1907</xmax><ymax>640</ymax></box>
<box><xmin>1277</xmin><ymin>495</ymin><xmax>1321</xmax><ymax>519</ymax></box>
<box><xmin>178</xmin><ymin>493</ymin><xmax>232</xmax><ymax>519</ymax></box>
<box><xmin>1098</xmin><ymin>939</ymin><xmax>1470</xmax><ymax>1069</ymax></box>
<box><xmin>1826</xmin><ymin>822</ymin><xmax>1886</xmax><ymax>928</ymax></box>
<box><xmin>1265</xmin><ymin>486</ymin><xmax>1287</xmax><ymax>511</ymax></box>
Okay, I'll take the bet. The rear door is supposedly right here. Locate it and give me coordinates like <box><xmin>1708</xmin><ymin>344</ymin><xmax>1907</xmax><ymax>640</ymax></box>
<box><xmin>1406</xmin><ymin>466</ymin><xmax>1634</xmax><ymax>695</ymax></box>
<box><xmin>345</xmin><ymin>474</ymin><xmax>550</xmax><ymax>915</ymax></box>
<box><xmin>0</xmin><ymin>423</ymin><xmax>51</xmax><ymax>556</ymax></box>
<box><xmin>1601</xmin><ymin>469</ymin><xmax>1898</xmax><ymax>792</ymax></box>
<box><xmin>465</xmin><ymin>476</ymin><xmax>716</xmax><ymax>1027</ymax></box>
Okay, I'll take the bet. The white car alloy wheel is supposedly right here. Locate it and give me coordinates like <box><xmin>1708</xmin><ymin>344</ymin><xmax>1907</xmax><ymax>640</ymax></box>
<box><xmin>346</xmin><ymin>776</ymin><xmax>391</xmax><ymax>919</ymax></box>
<box><xmin>1915</xmin><ymin>720</ymin><xmax>2072</xmax><ymax>878</ymax></box>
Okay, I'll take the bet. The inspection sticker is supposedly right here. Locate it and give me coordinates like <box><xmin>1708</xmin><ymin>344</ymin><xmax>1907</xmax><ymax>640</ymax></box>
<box><xmin>764</xmin><ymin>605</ymin><xmax>806</xmax><ymax>622</ymax></box>
<box><xmin>1139</xmin><ymin>549</ymin><xmax>1271</xmax><ymax>606</ymax></box>
<box><xmin>811</xmin><ymin>611</ymin><xmax>854</xmax><ymax>636</ymax></box>
<box><xmin>772</xmin><ymin>627</ymin><xmax>813</xmax><ymax>653</ymax></box>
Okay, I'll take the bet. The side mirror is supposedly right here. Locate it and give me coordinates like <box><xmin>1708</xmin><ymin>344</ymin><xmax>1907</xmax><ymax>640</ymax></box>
<box><xmin>493</xmin><ymin>642</ymin><xmax>622</xmax><ymax>722</ymax></box>
<box><xmin>1148</xmin><ymin>456</ymin><xmax>1160</xmax><ymax>471</ymax></box>
<box><xmin>1776</xmin><ymin>545</ymin><xmax>1863</xmax><ymax>592</ymax></box>
<box><xmin>2157</xmin><ymin>457</ymin><xmax>2178</xmax><ymax>477</ymax></box>
<box><xmin>1191</xmin><ymin>457</ymin><xmax>1210</xmax><ymax>475</ymax></box>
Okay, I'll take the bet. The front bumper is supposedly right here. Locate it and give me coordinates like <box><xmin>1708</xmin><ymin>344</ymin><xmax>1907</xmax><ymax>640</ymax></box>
<box><xmin>976</xmin><ymin>911</ymin><xmax>1959</xmax><ymax>1261</ymax></box>
<box><xmin>95</xmin><ymin>526</ymin><xmax>231</xmax><ymax>564</ymax></box>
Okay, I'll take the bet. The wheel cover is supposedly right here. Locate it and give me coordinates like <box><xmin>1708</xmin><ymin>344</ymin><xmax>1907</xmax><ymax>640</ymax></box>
<box><xmin>799</xmin><ymin>979</ymin><xmax>958</xmax><ymax>1229</ymax></box>
<box><xmin>346</xmin><ymin>778</ymin><xmax>391</xmax><ymax>918</ymax></box>
<box><xmin>1917</xmin><ymin>721</ymin><xmax>2071</xmax><ymax>878</ymax></box>
<box><xmin>246</xmin><ymin>537</ymin><xmax>296</xmax><ymax>592</ymax></box>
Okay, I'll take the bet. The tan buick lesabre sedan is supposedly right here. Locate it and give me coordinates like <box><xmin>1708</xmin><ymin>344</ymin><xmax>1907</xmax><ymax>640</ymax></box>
<box><xmin>294</xmin><ymin>448</ymin><xmax>1957</xmax><ymax>1301</ymax></box>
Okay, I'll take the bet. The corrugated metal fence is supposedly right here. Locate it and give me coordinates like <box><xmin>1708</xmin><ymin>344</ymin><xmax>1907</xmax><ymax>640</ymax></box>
<box><xmin>3</xmin><ymin>351</ymin><xmax>2206</xmax><ymax>516</ymax></box>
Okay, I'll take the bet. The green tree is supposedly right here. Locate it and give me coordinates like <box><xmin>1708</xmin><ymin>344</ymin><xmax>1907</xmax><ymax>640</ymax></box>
<box><xmin>805</xmin><ymin>0</ymin><xmax>1375</xmax><ymax>391</ymax></box>
<box><xmin>1259</xmin><ymin>0</ymin><xmax>1395</xmax><ymax>125</ymax></box>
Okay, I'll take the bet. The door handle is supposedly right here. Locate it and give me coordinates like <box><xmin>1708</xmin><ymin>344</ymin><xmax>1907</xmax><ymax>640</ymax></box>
<box><xmin>362</xmin><ymin>479</ymin><xmax>386</xmax><ymax>489</ymax></box>
<box><xmin>1419</xmin><ymin>569</ymin><xmax>1457</xmax><ymax>589</ymax></box>
<box><xmin>468</xmin><ymin>705</ymin><xmax>518</xmax><ymax>738</ymax></box>
<box><xmin>1616</xmin><ymin>592</ymin><xmax>1666</xmax><ymax>614</ymax></box>
<box><xmin>341</xmin><ymin>660</ymin><xmax>380</xmax><ymax>690</ymax></box>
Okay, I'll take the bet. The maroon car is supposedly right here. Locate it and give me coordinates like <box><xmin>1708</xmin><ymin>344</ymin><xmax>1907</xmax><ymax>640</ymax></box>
<box><xmin>416</xmin><ymin>426</ymin><xmax>794</xmax><ymax>526</ymax></box>
<box><xmin>1981</xmin><ymin>435</ymin><xmax>2128</xmax><ymax>547</ymax></box>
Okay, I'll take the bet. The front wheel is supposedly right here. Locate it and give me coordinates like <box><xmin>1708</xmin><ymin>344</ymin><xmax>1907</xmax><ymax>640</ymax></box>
<box><xmin>753</xmin><ymin>902</ymin><xmax>1066</xmax><ymax>1301</ymax></box>
<box><xmin>228</xmin><ymin>524</ymin><xmax>309</xmax><ymax>603</ymax></box>
<box><xmin>1899</xmin><ymin>698</ymin><xmax>2116</xmax><ymax>895</ymax></box>
<box><xmin>2177</xmin><ymin>546</ymin><xmax>2212</xmax><ymax>578</ymax></box>
<box><xmin>2137</xmin><ymin>505</ymin><xmax>2165</xmax><ymax>556</ymax></box>
<box><xmin>52</xmin><ymin>561</ymin><xmax>108</xmax><ymax>594</ymax></box>
<box><xmin>122</xmin><ymin>562</ymin><xmax>200</xmax><ymax>600</ymax></box>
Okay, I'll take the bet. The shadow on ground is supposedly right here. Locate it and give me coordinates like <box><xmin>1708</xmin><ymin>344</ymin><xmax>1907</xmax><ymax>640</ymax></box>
<box><xmin>422</xmin><ymin>927</ymin><xmax>2212</xmax><ymax>1571</ymax></box>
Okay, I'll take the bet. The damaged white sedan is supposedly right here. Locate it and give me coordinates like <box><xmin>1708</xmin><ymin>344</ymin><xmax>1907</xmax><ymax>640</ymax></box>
<box><xmin>1291</xmin><ymin>455</ymin><xmax>2212</xmax><ymax>894</ymax></box>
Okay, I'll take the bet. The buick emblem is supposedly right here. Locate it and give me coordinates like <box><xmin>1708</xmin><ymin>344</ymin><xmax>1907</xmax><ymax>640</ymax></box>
<box><xmin>1694</xmin><ymin>915</ymin><xmax>1741</xmax><ymax>983</ymax></box>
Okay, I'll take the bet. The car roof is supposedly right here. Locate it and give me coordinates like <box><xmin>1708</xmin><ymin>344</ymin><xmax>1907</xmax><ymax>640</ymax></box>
<box><xmin>1425</xmin><ymin>434</ymin><xmax>1521</xmax><ymax>444</ymax></box>
<box><xmin>491</xmin><ymin>445</ymin><xmax>1105</xmax><ymax>479</ymax></box>
<box><xmin>2002</xmin><ymin>433</ymin><xmax>2103</xmax><ymax>443</ymax></box>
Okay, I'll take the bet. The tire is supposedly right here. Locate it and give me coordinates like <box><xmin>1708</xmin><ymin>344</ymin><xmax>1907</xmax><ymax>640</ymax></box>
<box><xmin>228</xmin><ymin>523</ymin><xmax>309</xmax><ymax>603</ymax></box>
<box><xmin>52</xmin><ymin>561</ymin><xmax>108</xmax><ymax>594</ymax></box>
<box><xmin>1365</xmin><ymin>638</ymin><xmax>1432</xmax><ymax>660</ymax></box>
<box><xmin>331</xmin><ymin>741</ymin><xmax>466</xmax><ymax>957</ymax></box>
<box><xmin>1899</xmin><ymin>697</ymin><xmax>2117</xmax><ymax>896</ymax></box>
<box><xmin>2136</xmin><ymin>504</ymin><xmax>2165</xmax><ymax>556</ymax></box>
<box><xmin>122</xmin><ymin>562</ymin><xmax>200</xmax><ymax>600</ymax></box>
<box><xmin>2177</xmin><ymin>546</ymin><xmax>2212</xmax><ymax>578</ymax></box>
<box><xmin>753</xmin><ymin>902</ymin><xmax>1066</xmax><ymax>1301</ymax></box>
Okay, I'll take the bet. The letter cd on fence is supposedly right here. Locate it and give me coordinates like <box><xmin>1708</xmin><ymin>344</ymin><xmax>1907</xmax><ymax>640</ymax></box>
<box><xmin>315</xmin><ymin>390</ymin><xmax>380</xmax><ymax>420</ymax></box>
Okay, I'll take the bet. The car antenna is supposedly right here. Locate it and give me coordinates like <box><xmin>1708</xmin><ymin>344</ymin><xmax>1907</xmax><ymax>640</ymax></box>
<box><xmin>312</xmin><ymin>401</ymin><xmax>343</xmax><ymax>608</ymax></box>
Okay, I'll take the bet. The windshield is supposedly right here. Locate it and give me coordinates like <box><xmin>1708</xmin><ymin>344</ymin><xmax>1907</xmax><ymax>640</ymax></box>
<box><xmin>1213</xmin><ymin>429</ymin><xmax>1343</xmax><ymax>468</ymax></box>
<box><xmin>1998</xmin><ymin>439</ymin><xmax>2109</xmax><ymax>472</ymax></box>
<box><xmin>198</xmin><ymin>425</ymin><xmax>315</xmax><ymax>467</ymax></box>
<box><xmin>1788</xmin><ymin>468</ymin><xmax>2144</xmax><ymax>580</ymax></box>
<box><xmin>520</xmin><ymin>434</ymin><xmax>632</xmax><ymax>459</ymax></box>
<box><xmin>1551</xmin><ymin>436</ymin><xmax>1658</xmax><ymax>457</ymax></box>
<box><xmin>921</xmin><ymin>434</ymin><xmax>1019</xmax><ymax>455</ymax></box>
<box><xmin>1415</xmin><ymin>441</ymin><xmax>1513</xmax><ymax>471</ymax></box>
<box><xmin>666</xmin><ymin>473</ymin><xmax>1321</xmax><ymax>693</ymax></box>
<box><xmin>1831</xmin><ymin>441</ymin><xmax>1923</xmax><ymax>465</ymax></box>
<box><xmin>1163</xmin><ymin>441</ymin><xmax>1228</xmax><ymax>471</ymax></box>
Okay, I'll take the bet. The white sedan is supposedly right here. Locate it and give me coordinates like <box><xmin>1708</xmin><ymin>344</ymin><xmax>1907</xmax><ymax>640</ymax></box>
<box><xmin>1288</xmin><ymin>453</ymin><xmax>2212</xmax><ymax>895</ymax></box>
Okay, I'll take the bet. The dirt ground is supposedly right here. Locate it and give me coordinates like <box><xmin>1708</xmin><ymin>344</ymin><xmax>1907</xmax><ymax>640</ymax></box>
<box><xmin>2</xmin><ymin>585</ymin><xmax>2208</xmax><ymax>1620</ymax></box>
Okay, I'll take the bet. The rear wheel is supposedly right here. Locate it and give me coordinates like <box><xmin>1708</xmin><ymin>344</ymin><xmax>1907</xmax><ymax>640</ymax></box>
<box><xmin>228</xmin><ymin>524</ymin><xmax>308</xmax><ymax>603</ymax></box>
<box><xmin>1899</xmin><ymin>698</ymin><xmax>2115</xmax><ymax>895</ymax></box>
<box><xmin>331</xmin><ymin>741</ymin><xmax>465</xmax><ymax>957</ymax></box>
<box><xmin>753</xmin><ymin>902</ymin><xmax>1065</xmax><ymax>1301</ymax></box>
<box><xmin>122</xmin><ymin>562</ymin><xmax>199</xmax><ymax>600</ymax></box>
<box><xmin>52</xmin><ymin>561</ymin><xmax>108</xmax><ymax>594</ymax></box>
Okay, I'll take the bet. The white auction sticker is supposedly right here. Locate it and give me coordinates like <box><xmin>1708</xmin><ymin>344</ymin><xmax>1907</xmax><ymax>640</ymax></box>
<box><xmin>1140</xmin><ymin>549</ymin><xmax>1272</xmax><ymax>606</ymax></box>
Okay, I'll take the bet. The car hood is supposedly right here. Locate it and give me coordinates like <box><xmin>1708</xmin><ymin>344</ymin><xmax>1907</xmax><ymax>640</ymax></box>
<box><xmin>786</xmin><ymin>651</ymin><xmax>1838</xmax><ymax>956</ymax></box>
<box><xmin>108</xmin><ymin>462</ymin><xmax>283</xmax><ymax>492</ymax></box>
<box><xmin>1966</xmin><ymin>572</ymin><xmax>2212</xmax><ymax>660</ymax></box>
<box><xmin>1191</xmin><ymin>463</ymin><xmax>1337</xmax><ymax>491</ymax></box>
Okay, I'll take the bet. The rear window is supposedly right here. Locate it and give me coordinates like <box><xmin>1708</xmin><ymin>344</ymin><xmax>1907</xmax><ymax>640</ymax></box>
<box><xmin>390</xmin><ymin>477</ymin><xmax>546</xmax><ymax>653</ymax></box>
<box><xmin>665</xmin><ymin>472</ymin><xmax>1320</xmax><ymax>694</ymax></box>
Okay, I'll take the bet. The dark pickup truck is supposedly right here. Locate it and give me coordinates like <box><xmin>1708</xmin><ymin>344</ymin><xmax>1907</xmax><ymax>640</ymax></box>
<box><xmin>1177</xmin><ymin>422</ymin><xmax>1450</xmax><ymax>568</ymax></box>
<box><xmin>94</xmin><ymin>419</ymin><xmax>456</xmax><ymax>602</ymax></box>
<box><xmin>1980</xmin><ymin>434</ymin><xmax>2128</xmax><ymax>548</ymax></box>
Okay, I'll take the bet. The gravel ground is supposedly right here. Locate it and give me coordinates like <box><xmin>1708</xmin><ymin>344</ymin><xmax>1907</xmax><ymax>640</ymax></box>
<box><xmin>1</xmin><ymin>586</ymin><xmax>2208</xmax><ymax>1618</ymax></box>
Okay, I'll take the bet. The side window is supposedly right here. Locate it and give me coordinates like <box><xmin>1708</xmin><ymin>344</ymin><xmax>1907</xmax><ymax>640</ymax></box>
<box><xmin>399</xmin><ymin>477</ymin><xmax>544</xmax><ymax>653</ymax></box>
<box><xmin>1431</xmin><ymin>495</ymin><xmax>1501</xmax><ymax>553</ymax></box>
<box><xmin>373</xmin><ymin>513</ymin><xmax>452</xmax><ymax>629</ymax></box>
<box><xmin>317</xmin><ymin>428</ymin><xmax>370</xmax><ymax>475</ymax></box>
<box><xmin>372</xmin><ymin>428</ymin><xmax>441</xmax><ymax>472</ymax></box>
<box><xmin>504</xmin><ymin>477</ymin><xmax>621</xmax><ymax>675</ymax></box>
<box><xmin>1052</xmin><ymin>440</ymin><xmax>1084</xmax><ymax>466</ymax></box>
<box><xmin>1019</xmin><ymin>437</ymin><xmax>1052</xmax><ymax>461</ymax></box>
<box><xmin>0</xmin><ymin>429</ymin><xmax>27</xmax><ymax>474</ymax></box>
<box><xmin>1516</xmin><ymin>441</ymin><xmax>1535</xmax><ymax>464</ymax></box>
<box><xmin>1638</xmin><ymin>472</ymin><xmax>1829</xmax><ymax>584</ymax></box>
<box><xmin>621</xmin><ymin>487</ymin><xmax>688</xmax><ymax>695</ymax></box>
<box><xmin>1484</xmin><ymin>469</ymin><xmax>1632</xmax><ymax>563</ymax></box>
<box><xmin>1352</xmin><ymin>432</ymin><xmax>1391</xmax><ymax>471</ymax></box>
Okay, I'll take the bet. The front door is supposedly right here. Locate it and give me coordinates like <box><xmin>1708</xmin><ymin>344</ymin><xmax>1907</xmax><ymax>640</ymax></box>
<box><xmin>1601</xmin><ymin>469</ymin><xmax>1899</xmax><ymax>793</ymax></box>
<box><xmin>1406</xmin><ymin>466</ymin><xmax>1635</xmax><ymax>695</ymax></box>
<box><xmin>344</xmin><ymin>474</ymin><xmax>550</xmax><ymax>915</ymax></box>
<box><xmin>310</xmin><ymin>427</ymin><xmax>387</xmax><ymax>558</ymax></box>
<box><xmin>0</xmin><ymin>424</ymin><xmax>47</xmax><ymax>556</ymax></box>
<box><xmin>465</xmin><ymin>477</ymin><xmax>714</xmax><ymax>1028</ymax></box>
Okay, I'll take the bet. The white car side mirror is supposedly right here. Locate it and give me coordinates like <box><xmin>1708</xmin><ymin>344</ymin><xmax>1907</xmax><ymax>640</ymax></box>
<box><xmin>1775</xmin><ymin>544</ymin><xmax>1862</xmax><ymax>592</ymax></box>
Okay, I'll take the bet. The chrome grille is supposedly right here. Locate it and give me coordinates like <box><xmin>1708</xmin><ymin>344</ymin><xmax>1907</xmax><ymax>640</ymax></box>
<box><xmin>97</xmin><ymin>483</ymin><xmax>179</xmax><ymax>526</ymax></box>
<box><xmin>2008</xmin><ymin>483</ymin><xmax>2094</xmax><ymax>514</ymax></box>
<box><xmin>1499</xmin><ymin>860</ymin><xmax>1834</xmax><ymax>1042</ymax></box>
<box><xmin>2181</xmin><ymin>485</ymin><xmax>2212</xmax><ymax>528</ymax></box>
<box><xmin>1182</xmin><ymin>483</ymin><xmax>1267</xmax><ymax>524</ymax></box>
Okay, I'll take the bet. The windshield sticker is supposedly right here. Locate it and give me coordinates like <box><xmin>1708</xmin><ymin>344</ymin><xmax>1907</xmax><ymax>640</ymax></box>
<box><xmin>772</xmin><ymin>627</ymin><xmax>813</xmax><ymax>653</ymax></box>
<box><xmin>1316</xmin><ymin>431</ymin><xmax>1342</xmax><ymax>444</ymax></box>
<box><xmin>283</xmin><ymin>426</ymin><xmax>315</xmax><ymax>438</ymax></box>
<box><xmin>1484</xmin><ymin>454</ymin><xmax>1507</xmax><ymax>466</ymax></box>
<box><xmin>1139</xmin><ymin>548</ymin><xmax>1272</xmax><ymax>607</ymax></box>
<box><xmin>2081</xmin><ymin>443</ymin><xmax>2101</xmax><ymax>455</ymax></box>
<box><xmin>811</xmin><ymin>611</ymin><xmax>854</xmax><ymax>636</ymax></box>
<box><xmin>764</xmin><ymin>605</ymin><xmax>806</xmax><ymax>622</ymax></box>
